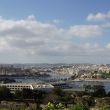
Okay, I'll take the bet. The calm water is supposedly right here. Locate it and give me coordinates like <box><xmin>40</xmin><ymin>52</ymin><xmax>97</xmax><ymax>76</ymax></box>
<box><xmin>0</xmin><ymin>74</ymin><xmax>69</xmax><ymax>83</ymax></box>
<box><xmin>1</xmin><ymin>76</ymin><xmax>110</xmax><ymax>92</ymax></box>
<box><xmin>70</xmin><ymin>80</ymin><xmax>110</xmax><ymax>93</ymax></box>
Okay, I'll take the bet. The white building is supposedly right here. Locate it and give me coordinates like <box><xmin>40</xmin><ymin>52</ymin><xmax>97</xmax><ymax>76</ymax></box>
<box><xmin>0</xmin><ymin>83</ymin><xmax>54</xmax><ymax>92</ymax></box>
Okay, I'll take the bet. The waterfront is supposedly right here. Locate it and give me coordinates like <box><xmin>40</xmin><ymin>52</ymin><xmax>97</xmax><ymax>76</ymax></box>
<box><xmin>0</xmin><ymin>73</ymin><xmax>69</xmax><ymax>83</ymax></box>
<box><xmin>1</xmin><ymin>76</ymin><xmax>110</xmax><ymax>92</ymax></box>
<box><xmin>70</xmin><ymin>80</ymin><xmax>110</xmax><ymax>92</ymax></box>
<box><xmin>15</xmin><ymin>78</ymin><xmax>110</xmax><ymax>93</ymax></box>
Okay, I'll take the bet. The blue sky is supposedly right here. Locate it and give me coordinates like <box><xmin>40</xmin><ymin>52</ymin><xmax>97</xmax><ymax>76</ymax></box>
<box><xmin>0</xmin><ymin>0</ymin><xmax>109</xmax><ymax>24</ymax></box>
<box><xmin>0</xmin><ymin>0</ymin><xmax>110</xmax><ymax>63</ymax></box>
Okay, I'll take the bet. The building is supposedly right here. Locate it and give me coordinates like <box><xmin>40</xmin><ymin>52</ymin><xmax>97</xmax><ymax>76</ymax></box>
<box><xmin>0</xmin><ymin>83</ymin><xmax>54</xmax><ymax>92</ymax></box>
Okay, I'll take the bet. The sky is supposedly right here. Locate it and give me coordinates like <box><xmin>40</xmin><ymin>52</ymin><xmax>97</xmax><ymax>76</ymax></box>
<box><xmin>0</xmin><ymin>0</ymin><xmax>110</xmax><ymax>64</ymax></box>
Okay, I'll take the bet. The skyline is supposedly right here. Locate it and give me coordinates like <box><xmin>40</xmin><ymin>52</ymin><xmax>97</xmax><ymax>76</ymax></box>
<box><xmin>0</xmin><ymin>0</ymin><xmax>110</xmax><ymax>63</ymax></box>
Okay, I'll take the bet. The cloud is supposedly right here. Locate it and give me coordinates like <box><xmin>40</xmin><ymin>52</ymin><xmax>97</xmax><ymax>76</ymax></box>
<box><xmin>0</xmin><ymin>16</ymin><xmax>68</xmax><ymax>58</ymax></box>
<box><xmin>106</xmin><ymin>43</ymin><xmax>110</xmax><ymax>49</ymax></box>
<box><xmin>52</xmin><ymin>19</ymin><xmax>60</xmax><ymax>24</ymax></box>
<box><xmin>87</xmin><ymin>11</ymin><xmax>110</xmax><ymax>21</ymax></box>
<box><xmin>0</xmin><ymin>15</ymin><xmax>109</xmax><ymax>63</ymax></box>
<box><xmin>68</xmin><ymin>25</ymin><xmax>103</xmax><ymax>38</ymax></box>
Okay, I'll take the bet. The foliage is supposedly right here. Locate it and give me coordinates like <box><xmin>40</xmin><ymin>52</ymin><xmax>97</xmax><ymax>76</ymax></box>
<box><xmin>0</xmin><ymin>86</ymin><xmax>108</xmax><ymax>110</ymax></box>
<box><xmin>43</xmin><ymin>102</ymin><xmax>67</xmax><ymax>110</ymax></box>
<box><xmin>107</xmin><ymin>91</ymin><xmax>110</xmax><ymax>97</ymax></box>
<box><xmin>92</xmin><ymin>85</ymin><xmax>106</xmax><ymax>97</ymax></box>
<box><xmin>70</xmin><ymin>104</ymin><xmax>88</xmax><ymax>110</ymax></box>
<box><xmin>14</xmin><ymin>90</ymin><xmax>22</xmax><ymax>99</ymax></box>
<box><xmin>33</xmin><ymin>90</ymin><xmax>44</xmax><ymax>110</ymax></box>
<box><xmin>53</xmin><ymin>88</ymin><xmax>64</xmax><ymax>97</ymax></box>
<box><xmin>43</xmin><ymin>93</ymin><xmax>59</xmax><ymax>104</ymax></box>
<box><xmin>102</xmin><ymin>105</ymin><xmax>110</xmax><ymax>110</ymax></box>
<box><xmin>0</xmin><ymin>86</ymin><xmax>12</xmax><ymax>100</ymax></box>
<box><xmin>98</xmin><ymin>71</ymin><xmax>110</xmax><ymax>79</ymax></box>
<box><xmin>83</xmin><ymin>85</ymin><xmax>92</xmax><ymax>93</ymax></box>
<box><xmin>43</xmin><ymin>102</ymin><xmax>88</xmax><ymax>110</ymax></box>
<box><xmin>21</xmin><ymin>88</ymin><xmax>33</xmax><ymax>99</ymax></box>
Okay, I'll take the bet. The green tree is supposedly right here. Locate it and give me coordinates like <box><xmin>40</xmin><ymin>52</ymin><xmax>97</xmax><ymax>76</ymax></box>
<box><xmin>22</xmin><ymin>88</ymin><xmax>33</xmax><ymax>99</ymax></box>
<box><xmin>43</xmin><ymin>102</ymin><xmax>88</xmax><ymax>110</ymax></box>
<box><xmin>60</xmin><ymin>93</ymin><xmax>73</xmax><ymax>108</ymax></box>
<box><xmin>53</xmin><ymin>88</ymin><xmax>64</xmax><ymax>97</ymax></box>
<box><xmin>70</xmin><ymin>104</ymin><xmax>88</xmax><ymax>110</ymax></box>
<box><xmin>107</xmin><ymin>91</ymin><xmax>110</xmax><ymax>97</ymax></box>
<box><xmin>0</xmin><ymin>86</ymin><xmax>12</xmax><ymax>100</ymax></box>
<box><xmin>92</xmin><ymin>85</ymin><xmax>106</xmax><ymax>97</ymax></box>
<box><xmin>101</xmin><ymin>105</ymin><xmax>110</xmax><ymax>110</ymax></box>
<box><xmin>43</xmin><ymin>93</ymin><xmax>59</xmax><ymax>104</ymax></box>
<box><xmin>33</xmin><ymin>90</ymin><xmax>44</xmax><ymax>110</ymax></box>
<box><xmin>43</xmin><ymin>102</ymin><xmax>67</xmax><ymax>110</ymax></box>
<box><xmin>83</xmin><ymin>85</ymin><xmax>91</xmax><ymax>93</ymax></box>
<box><xmin>14</xmin><ymin>90</ymin><xmax>22</xmax><ymax>99</ymax></box>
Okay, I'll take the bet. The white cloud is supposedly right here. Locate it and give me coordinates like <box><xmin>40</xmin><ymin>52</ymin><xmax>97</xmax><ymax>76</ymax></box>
<box><xmin>68</xmin><ymin>25</ymin><xmax>103</xmax><ymax>38</ymax></box>
<box><xmin>53</xmin><ymin>19</ymin><xmax>60</xmax><ymax>24</ymax></box>
<box><xmin>0</xmin><ymin>15</ymin><xmax>109</xmax><ymax>63</ymax></box>
<box><xmin>106</xmin><ymin>43</ymin><xmax>110</xmax><ymax>49</ymax></box>
<box><xmin>27</xmin><ymin>15</ymin><xmax>36</xmax><ymax>20</ymax></box>
<box><xmin>0</xmin><ymin>16</ymin><xmax>68</xmax><ymax>58</ymax></box>
<box><xmin>87</xmin><ymin>11</ymin><xmax>110</xmax><ymax>21</ymax></box>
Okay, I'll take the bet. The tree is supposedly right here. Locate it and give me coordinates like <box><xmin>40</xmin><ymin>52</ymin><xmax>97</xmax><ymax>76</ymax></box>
<box><xmin>53</xmin><ymin>88</ymin><xmax>64</xmax><ymax>97</ymax></box>
<box><xmin>60</xmin><ymin>93</ymin><xmax>73</xmax><ymax>108</ymax></box>
<box><xmin>102</xmin><ymin>105</ymin><xmax>110</xmax><ymax>110</ymax></box>
<box><xmin>14</xmin><ymin>90</ymin><xmax>22</xmax><ymax>99</ymax></box>
<box><xmin>21</xmin><ymin>88</ymin><xmax>33</xmax><ymax>99</ymax></box>
<box><xmin>0</xmin><ymin>86</ymin><xmax>12</xmax><ymax>100</ymax></box>
<box><xmin>92</xmin><ymin>85</ymin><xmax>106</xmax><ymax>97</ymax></box>
<box><xmin>43</xmin><ymin>102</ymin><xmax>67</xmax><ymax>110</ymax></box>
<box><xmin>52</xmin><ymin>88</ymin><xmax>74</xmax><ymax>108</ymax></box>
<box><xmin>43</xmin><ymin>93</ymin><xmax>59</xmax><ymax>104</ymax></box>
<box><xmin>107</xmin><ymin>91</ymin><xmax>110</xmax><ymax>97</ymax></box>
<box><xmin>32</xmin><ymin>90</ymin><xmax>44</xmax><ymax>110</ymax></box>
<box><xmin>43</xmin><ymin>102</ymin><xmax>88</xmax><ymax>110</ymax></box>
<box><xmin>83</xmin><ymin>85</ymin><xmax>92</xmax><ymax>93</ymax></box>
<box><xmin>70</xmin><ymin>104</ymin><xmax>88</xmax><ymax>110</ymax></box>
